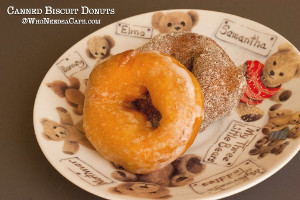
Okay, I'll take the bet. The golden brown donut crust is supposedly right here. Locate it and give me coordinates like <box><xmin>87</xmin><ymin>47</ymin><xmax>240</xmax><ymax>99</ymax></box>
<box><xmin>83</xmin><ymin>50</ymin><xmax>204</xmax><ymax>174</ymax></box>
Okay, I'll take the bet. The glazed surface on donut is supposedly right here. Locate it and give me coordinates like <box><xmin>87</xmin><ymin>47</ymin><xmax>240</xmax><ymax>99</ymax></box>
<box><xmin>83</xmin><ymin>50</ymin><xmax>203</xmax><ymax>174</ymax></box>
<box><xmin>139</xmin><ymin>32</ymin><xmax>246</xmax><ymax>131</ymax></box>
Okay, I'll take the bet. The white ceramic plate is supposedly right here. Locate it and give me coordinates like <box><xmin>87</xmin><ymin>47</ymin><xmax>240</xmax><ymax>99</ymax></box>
<box><xmin>33</xmin><ymin>9</ymin><xmax>300</xmax><ymax>200</ymax></box>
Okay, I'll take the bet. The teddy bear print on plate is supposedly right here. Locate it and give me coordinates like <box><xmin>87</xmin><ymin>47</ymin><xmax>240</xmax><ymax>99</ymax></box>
<box><xmin>33</xmin><ymin>9</ymin><xmax>300</xmax><ymax>200</ymax></box>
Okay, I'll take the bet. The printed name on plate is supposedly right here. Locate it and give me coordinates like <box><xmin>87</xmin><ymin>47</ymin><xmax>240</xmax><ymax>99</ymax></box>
<box><xmin>216</xmin><ymin>19</ymin><xmax>277</xmax><ymax>56</ymax></box>
<box><xmin>56</xmin><ymin>51</ymin><xmax>88</xmax><ymax>77</ymax></box>
<box><xmin>61</xmin><ymin>157</ymin><xmax>113</xmax><ymax>186</ymax></box>
<box><xmin>116</xmin><ymin>22</ymin><xmax>153</xmax><ymax>39</ymax></box>
<box><xmin>190</xmin><ymin>160</ymin><xmax>265</xmax><ymax>194</ymax></box>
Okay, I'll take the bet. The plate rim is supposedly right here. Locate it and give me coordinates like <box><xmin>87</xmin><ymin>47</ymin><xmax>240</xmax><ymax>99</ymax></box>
<box><xmin>33</xmin><ymin>8</ymin><xmax>300</xmax><ymax>200</ymax></box>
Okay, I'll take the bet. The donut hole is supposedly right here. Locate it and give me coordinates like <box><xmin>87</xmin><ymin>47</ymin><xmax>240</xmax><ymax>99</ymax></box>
<box><xmin>129</xmin><ymin>91</ymin><xmax>162</xmax><ymax>128</ymax></box>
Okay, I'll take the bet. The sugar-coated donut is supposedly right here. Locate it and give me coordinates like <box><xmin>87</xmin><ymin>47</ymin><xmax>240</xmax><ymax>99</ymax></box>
<box><xmin>83</xmin><ymin>50</ymin><xmax>204</xmax><ymax>174</ymax></box>
<box><xmin>139</xmin><ymin>32</ymin><xmax>246</xmax><ymax>131</ymax></box>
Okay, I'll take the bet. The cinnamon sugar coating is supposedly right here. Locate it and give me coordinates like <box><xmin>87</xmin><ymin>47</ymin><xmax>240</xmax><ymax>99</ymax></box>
<box><xmin>139</xmin><ymin>32</ymin><xmax>246</xmax><ymax>131</ymax></box>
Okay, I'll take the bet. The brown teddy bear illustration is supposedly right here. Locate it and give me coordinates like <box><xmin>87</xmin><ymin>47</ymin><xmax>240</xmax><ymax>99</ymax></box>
<box><xmin>237</xmin><ymin>43</ymin><xmax>300</xmax><ymax>122</ymax></box>
<box><xmin>249</xmin><ymin>104</ymin><xmax>300</xmax><ymax>158</ymax></box>
<box><xmin>262</xmin><ymin>104</ymin><xmax>300</xmax><ymax>139</ymax></box>
<box><xmin>47</xmin><ymin>76</ymin><xmax>85</xmax><ymax>115</ymax></box>
<box><xmin>86</xmin><ymin>35</ymin><xmax>115</xmax><ymax>66</ymax></box>
<box><xmin>152</xmin><ymin>11</ymin><xmax>199</xmax><ymax>33</ymax></box>
<box><xmin>109</xmin><ymin>154</ymin><xmax>205</xmax><ymax>198</ymax></box>
<box><xmin>288</xmin><ymin>125</ymin><xmax>300</xmax><ymax>139</ymax></box>
<box><xmin>110</xmin><ymin>182</ymin><xmax>170</xmax><ymax>199</ymax></box>
<box><xmin>41</xmin><ymin>107</ymin><xmax>93</xmax><ymax>154</ymax></box>
<box><xmin>249</xmin><ymin>136</ymin><xmax>289</xmax><ymax>159</ymax></box>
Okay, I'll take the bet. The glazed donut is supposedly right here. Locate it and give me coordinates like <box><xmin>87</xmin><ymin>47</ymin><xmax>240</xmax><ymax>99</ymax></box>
<box><xmin>139</xmin><ymin>32</ymin><xmax>246</xmax><ymax>131</ymax></box>
<box><xmin>83</xmin><ymin>50</ymin><xmax>204</xmax><ymax>174</ymax></box>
